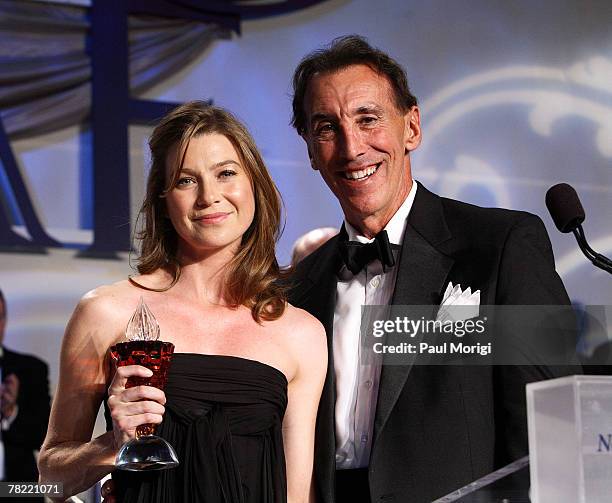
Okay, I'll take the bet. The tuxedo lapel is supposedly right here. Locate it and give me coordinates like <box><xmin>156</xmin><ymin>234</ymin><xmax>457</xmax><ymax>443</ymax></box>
<box><xmin>374</xmin><ymin>184</ymin><xmax>455</xmax><ymax>442</ymax></box>
<box><xmin>289</xmin><ymin>236</ymin><xmax>340</xmax><ymax>328</ymax></box>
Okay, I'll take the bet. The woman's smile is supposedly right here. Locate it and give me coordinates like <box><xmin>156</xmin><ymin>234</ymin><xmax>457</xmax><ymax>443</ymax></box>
<box><xmin>192</xmin><ymin>212</ymin><xmax>231</xmax><ymax>224</ymax></box>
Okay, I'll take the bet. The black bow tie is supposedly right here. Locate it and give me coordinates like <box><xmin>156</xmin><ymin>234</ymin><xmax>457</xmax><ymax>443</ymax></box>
<box><xmin>338</xmin><ymin>229</ymin><xmax>397</xmax><ymax>275</ymax></box>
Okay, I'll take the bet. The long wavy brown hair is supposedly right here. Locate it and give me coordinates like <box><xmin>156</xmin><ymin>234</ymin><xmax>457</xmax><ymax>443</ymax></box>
<box><xmin>135</xmin><ymin>102</ymin><xmax>286</xmax><ymax>322</ymax></box>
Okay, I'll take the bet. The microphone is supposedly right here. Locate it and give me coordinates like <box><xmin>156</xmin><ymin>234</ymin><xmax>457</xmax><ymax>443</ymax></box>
<box><xmin>545</xmin><ymin>183</ymin><xmax>612</xmax><ymax>274</ymax></box>
<box><xmin>545</xmin><ymin>183</ymin><xmax>585</xmax><ymax>233</ymax></box>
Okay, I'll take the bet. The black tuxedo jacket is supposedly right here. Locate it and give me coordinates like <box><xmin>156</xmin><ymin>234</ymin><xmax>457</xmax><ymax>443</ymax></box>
<box><xmin>289</xmin><ymin>185</ymin><xmax>577</xmax><ymax>503</ymax></box>
<box><xmin>1</xmin><ymin>346</ymin><xmax>50</xmax><ymax>482</ymax></box>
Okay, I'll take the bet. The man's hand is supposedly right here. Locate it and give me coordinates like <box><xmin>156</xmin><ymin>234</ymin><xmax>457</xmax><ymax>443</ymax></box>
<box><xmin>1</xmin><ymin>373</ymin><xmax>19</xmax><ymax>419</ymax></box>
<box><xmin>101</xmin><ymin>478</ymin><xmax>116</xmax><ymax>503</ymax></box>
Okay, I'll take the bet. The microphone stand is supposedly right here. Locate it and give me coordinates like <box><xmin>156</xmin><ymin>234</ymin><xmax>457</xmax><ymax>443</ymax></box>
<box><xmin>572</xmin><ymin>225</ymin><xmax>612</xmax><ymax>274</ymax></box>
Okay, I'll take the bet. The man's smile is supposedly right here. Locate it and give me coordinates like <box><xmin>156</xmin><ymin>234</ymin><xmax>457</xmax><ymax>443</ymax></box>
<box><xmin>341</xmin><ymin>162</ymin><xmax>381</xmax><ymax>181</ymax></box>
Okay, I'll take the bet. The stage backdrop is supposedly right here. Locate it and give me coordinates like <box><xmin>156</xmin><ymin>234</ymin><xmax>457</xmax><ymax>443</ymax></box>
<box><xmin>1</xmin><ymin>0</ymin><xmax>611</xmax><ymax>465</ymax></box>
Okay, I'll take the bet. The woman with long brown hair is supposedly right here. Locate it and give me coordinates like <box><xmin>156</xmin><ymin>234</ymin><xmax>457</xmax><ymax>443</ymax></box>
<box><xmin>38</xmin><ymin>102</ymin><xmax>327</xmax><ymax>502</ymax></box>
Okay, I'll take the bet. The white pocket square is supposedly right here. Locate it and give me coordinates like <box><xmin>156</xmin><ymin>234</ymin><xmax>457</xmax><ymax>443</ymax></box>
<box><xmin>437</xmin><ymin>282</ymin><xmax>480</xmax><ymax>322</ymax></box>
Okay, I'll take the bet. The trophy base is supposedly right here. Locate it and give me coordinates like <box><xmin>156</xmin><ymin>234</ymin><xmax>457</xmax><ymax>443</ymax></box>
<box><xmin>115</xmin><ymin>435</ymin><xmax>179</xmax><ymax>472</ymax></box>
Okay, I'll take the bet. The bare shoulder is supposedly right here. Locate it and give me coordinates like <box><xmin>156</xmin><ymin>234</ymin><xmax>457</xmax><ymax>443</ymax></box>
<box><xmin>77</xmin><ymin>280</ymin><xmax>137</xmax><ymax>322</ymax></box>
<box><xmin>65</xmin><ymin>280</ymin><xmax>140</xmax><ymax>349</ymax></box>
<box><xmin>278</xmin><ymin>303</ymin><xmax>327</xmax><ymax>357</ymax></box>
<box><xmin>278</xmin><ymin>304</ymin><xmax>327</xmax><ymax>387</ymax></box>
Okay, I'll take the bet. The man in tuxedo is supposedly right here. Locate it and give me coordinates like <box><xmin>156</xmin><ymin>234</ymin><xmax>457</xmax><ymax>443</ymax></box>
<box><xmin>0</xmin><ymin>289</ymin><xmax>51</xmax><ymax>484</ymax></box>
<box><xmin>288</xmin><ymin>35</ymin><xmax>577</xmax><ymax>502</ymax></box>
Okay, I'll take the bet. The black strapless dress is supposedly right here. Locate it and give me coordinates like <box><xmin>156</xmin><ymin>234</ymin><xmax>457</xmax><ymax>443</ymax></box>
<box><xmin>107</xmin><ymin>354</ymin><xmax>288</xmax><ymax>503</ymax></box>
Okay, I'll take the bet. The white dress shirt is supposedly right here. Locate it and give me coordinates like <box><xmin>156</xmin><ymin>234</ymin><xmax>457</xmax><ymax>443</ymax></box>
<box><xmin>334</xmin><ymin>181</ymin><xmax>418</xmax><ymax>469</ymax></box>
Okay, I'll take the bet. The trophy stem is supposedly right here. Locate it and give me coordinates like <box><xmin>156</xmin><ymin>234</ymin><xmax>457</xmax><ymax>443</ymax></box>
<box><xmin>135</xmin><ymin>424</ymin><xmax>156</xmax><ymax>438</ymax></box>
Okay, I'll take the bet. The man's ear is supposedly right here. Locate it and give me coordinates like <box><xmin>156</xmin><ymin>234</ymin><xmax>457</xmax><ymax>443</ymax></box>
<box><xmin>309</xmin><ymin>153</ymin><xmax>318</xmax><ymax>171</ymax></box>
<box><xmin>404</xmin><ymin>106</ymin><xmax>422</xmax><ymax>153</ymax></box>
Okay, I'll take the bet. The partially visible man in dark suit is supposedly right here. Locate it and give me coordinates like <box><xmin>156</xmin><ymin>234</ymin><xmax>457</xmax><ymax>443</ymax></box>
<box><xmin>288</xmin><ymin>35</ymin><xmax>577</xmax><ymax>502</ymax></box>
<box><xmin>0</xmin><ymin>288</ymin><xmax>51</xmax><ymax>485</ymax></box>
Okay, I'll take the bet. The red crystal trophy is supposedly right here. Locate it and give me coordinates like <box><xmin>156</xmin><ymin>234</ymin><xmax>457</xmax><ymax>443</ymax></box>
<box><xmin>110</xmin><ymin>298</ymin><xmax>179</xmax><ymax>471</ymax></box>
